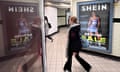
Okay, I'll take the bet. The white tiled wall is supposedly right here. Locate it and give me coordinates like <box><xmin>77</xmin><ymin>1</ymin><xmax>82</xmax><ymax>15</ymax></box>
<box><xmin>112</xmin><ymin>1</ymin><xmax>120</xmax><ymax>56</ymax></box>
<box><xmin>114</xmin><ymin>1</ymin><xmax>120</xmax><ymax>18</ymax></box>
<box><xmin>58</xmin><ymin>8</ymin><xmax>66</xmax><ymax>26</ymax></box>
<box><xmin>45</xmin><ymin>6</ymin><xmax>58</xmax><ymax>35</ymax></box>
<box><xmin>71</xmin><ymin>0</ymin><xmax>92</xmax><ymax>16</ymax></box>
<box><xmin>112</xmin><ymin>23</ymin><xmax>120</xmax><ymax>56</ymax></box>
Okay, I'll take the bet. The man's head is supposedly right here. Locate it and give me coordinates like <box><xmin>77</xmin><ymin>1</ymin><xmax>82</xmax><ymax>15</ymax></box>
<box><xmin>69</xmin><ymin>16</ymin><xmax>77</xmax><ymax>25</ymax></box>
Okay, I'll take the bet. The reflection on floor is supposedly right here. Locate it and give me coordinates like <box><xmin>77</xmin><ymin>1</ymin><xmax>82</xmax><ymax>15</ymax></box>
<box><xmin>28</xmin><ymin>56</ymin><xmax>42</xmax><ymax>72</ymax></box>
<box><xmin>0</xmin><ymin>54</ymin><xmax>42</xmax><ymax>72</ymax></box>
<box><xmin>46</xmin><ymin>27</ymin><xmax>120</xmax><ymax>72</ymax></box>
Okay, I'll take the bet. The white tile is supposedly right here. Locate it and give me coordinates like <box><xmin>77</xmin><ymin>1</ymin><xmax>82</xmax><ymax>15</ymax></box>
<box><xmin>46</xmin><ymin>28</ymin><xmax>120</xmax><ymax>72</ymax></box>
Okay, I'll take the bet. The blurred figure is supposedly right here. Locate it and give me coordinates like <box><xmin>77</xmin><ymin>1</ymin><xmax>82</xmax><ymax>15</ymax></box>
<box><xmin>87</xmin><ymin>12</ymin><xmax>101</xmax><ymax>40</ymax></box>
<box><xmin>17</xmin><ymin>14</ymin><xmax>30</xmax><ymax>35</ymax></box>
<box><xmin>64</xmin><ymin>16</ymin><xmax>91</xmax><ymax>72</ymax></box>
<box><xmin>44</xmin><ymin>16</ymin><xmax>53</xmax><ymax>42</ymax></box>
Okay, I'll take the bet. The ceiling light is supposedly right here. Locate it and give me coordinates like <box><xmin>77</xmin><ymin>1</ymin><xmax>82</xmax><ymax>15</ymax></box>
<box><xmin>60</xmin><ymin>3</ymin><xmax>70</xmax><ymax>7</ymax></box>
<box><xmin>46</xmin><ymin>2</ymin><xmax>53</xmax><ymax>5</ymax></box>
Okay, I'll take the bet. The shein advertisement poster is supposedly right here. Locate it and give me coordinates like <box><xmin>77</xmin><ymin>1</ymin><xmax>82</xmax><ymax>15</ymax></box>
<box><xmin>77</xmin><ymin>1</ymin><xmax>113</xmax><ymax>53</ymax></box>
<box><xmin>0</xmin><ymin>1</ymin><xmax>42</xmax><ymax>55</ymax></box>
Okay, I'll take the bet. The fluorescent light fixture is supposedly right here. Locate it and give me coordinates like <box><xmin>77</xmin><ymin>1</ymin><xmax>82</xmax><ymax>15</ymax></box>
<box><xmin>60</xmin><ymin>3</ymin><xmax>70</xmax><ymax>7</ymax></box>
<box><xmin>45</xmin><ymin>1</ymin><xmax>70</xmax><ymax>8</ymax></box>
<box><xmin>46</xmin><ymin>2</ymin><xmax>53</xmax><ymax>5</ymax></box>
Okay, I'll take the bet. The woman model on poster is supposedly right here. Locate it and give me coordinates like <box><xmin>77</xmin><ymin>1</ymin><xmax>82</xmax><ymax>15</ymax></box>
<box><xmin>87</xmin><ymin>12</ymin><xmax>101</xmax><ymax>40</ymax></box>
<box><xmin>44</xmin><ymin>16</ymin><xmax>53</xmax><ymax>42</ymax></box>
<box><xmin>64</xmin><ymin>16</ymin><xmax>91</xmax><ymax>72</ymax></box>
<box><xmin>17</xmin><ymin>14</ymin><xmax>30</xmax><ymax>35</ymax></box>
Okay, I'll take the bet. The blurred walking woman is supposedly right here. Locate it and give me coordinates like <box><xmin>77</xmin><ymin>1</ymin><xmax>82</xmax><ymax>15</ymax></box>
<box><xmin>64</xmin><ymin>16</ymin><xmax>92</xmax><ymax>72</ymax></box>
<box><xmin>44</xmin><ymin>16</ymin><xmax>53</xmax><ymax>42</ymax></box>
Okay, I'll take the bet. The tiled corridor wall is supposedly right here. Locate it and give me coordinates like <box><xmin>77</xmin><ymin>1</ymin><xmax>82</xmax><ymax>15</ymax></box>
<box><xmin>112</xmin><ymin>2</ymin><xmax>120</xmax><ymax>56</ymax></box>
<box><xmin>45</xmin><ymin>6</ymin><xmax>58</xmax><ymax>35</ymax></box>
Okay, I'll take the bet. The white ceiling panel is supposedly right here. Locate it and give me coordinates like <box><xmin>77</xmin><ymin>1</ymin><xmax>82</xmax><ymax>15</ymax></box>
<box><xmin>45</xmin><ymin>0</ymin><xmax>70</xmax><ymax>3</ymax></box>
<box><xmin>45</xmin><ymin>0</ymin><xmax>71</xmax><ymax>8</ymax></box>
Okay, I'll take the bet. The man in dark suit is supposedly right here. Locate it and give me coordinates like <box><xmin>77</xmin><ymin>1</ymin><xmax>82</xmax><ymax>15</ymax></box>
<box><xmin>64</xmin><ymin>16</ymin><xmax>92</xmax><ymax>72</ymax></box>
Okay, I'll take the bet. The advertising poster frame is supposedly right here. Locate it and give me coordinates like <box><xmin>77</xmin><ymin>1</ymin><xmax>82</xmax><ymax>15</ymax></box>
<box><xmin>77</xmin><ymin>0</ymin><xmax>113</xmax><ymax>54</ymax></box>
<box><xmin>0</xmin><ymin>1</ymin><xmax>44</xmax><ymax>72</ymax></box>
<box><xmin>0</xmin><ymin>1</ymin><xmax>41</xmax><ymax>55</ymax></box>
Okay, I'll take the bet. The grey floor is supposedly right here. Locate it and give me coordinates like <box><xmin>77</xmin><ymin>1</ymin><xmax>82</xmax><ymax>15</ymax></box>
<box><xmin>28</xmin><ymin>56</ymin><xmax>42</xmax><ymax>72</ymax></box>
<box><xmin>46</xmin><ymin>27</ymin><xmax>120</xmax><ymax>72</ymax></box>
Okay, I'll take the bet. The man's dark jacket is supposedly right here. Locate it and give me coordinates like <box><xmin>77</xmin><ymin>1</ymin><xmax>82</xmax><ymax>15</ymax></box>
<box><xmin>67</xmin><ymin>24</ymin><xmax>82</xmax><ymax>57</ymax></box>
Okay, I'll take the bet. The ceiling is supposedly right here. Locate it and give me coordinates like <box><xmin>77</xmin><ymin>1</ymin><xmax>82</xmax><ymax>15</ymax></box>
<box><xmin>45</xmin><ymin>0</ymin><xmax>70</xmax><ymax>3</ymax></box>
<box><xmin>45</xmin><ymin>0</ymin><xmax>71</xmax><ymax>8</ymax></box>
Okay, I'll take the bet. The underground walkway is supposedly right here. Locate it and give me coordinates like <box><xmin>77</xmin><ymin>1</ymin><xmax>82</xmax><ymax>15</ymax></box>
<box><xmin>46</xmin><ymin>27</ymin><xmax>120</xmax><ymax>72</ymax></box>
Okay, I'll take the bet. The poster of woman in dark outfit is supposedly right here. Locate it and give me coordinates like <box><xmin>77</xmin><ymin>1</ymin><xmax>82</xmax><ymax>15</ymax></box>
<box><xmin>63</xmin><ymin>16</ymin><xmax>92</xmax><ymax>72</ymax></box>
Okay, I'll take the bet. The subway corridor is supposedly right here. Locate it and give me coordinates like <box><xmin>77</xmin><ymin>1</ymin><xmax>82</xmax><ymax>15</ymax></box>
<box><xmin>46</xmin><ymin>27</ymin><xmax>120</xmax><ymax>72</ymax></box>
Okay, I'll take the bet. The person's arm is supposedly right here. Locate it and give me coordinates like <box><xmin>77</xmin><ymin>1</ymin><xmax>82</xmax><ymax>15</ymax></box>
<box><xmin>71</xmin><ymin>31</ymin><xmax>75</xmax><ymax>38</ymax></box>
<box><xmin>69</xmin><ymin>28</ymin><xmax>78</xmax><ymax>40</ymax></box>
<box><xmin>69</xmin><ymin>28</ymin><xmax>76</xmax><ymax>40</ymax></box>
<box><xmin>87</xmin><ymin>17</ymin><xmax>92</xmax><ymax>32</ymax></box>
<box><xmin>88</xmin><ymin>17</ymin><xmax>92</xmax><ymax>27</ymax></box>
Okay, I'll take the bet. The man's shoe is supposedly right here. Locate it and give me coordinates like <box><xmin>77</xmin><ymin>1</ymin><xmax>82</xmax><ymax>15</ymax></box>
<box><xmin>64</xmin><ymin>68</ymin><xmax>71</xmax><ymax>72</ymax></box>
<box><xmin>51</xmin><ymin>39</ymin><xmax>53</xmax><ymax>42</ymax></box>
<box><xmin>64</xmin><ymin>70</ymin><xmax>71</xmax><ymax>72</ymax></box>
<box><xmin>86</xmin><ymin>66</ymin><xmax>92</xmax><ymax>72</ymax></box>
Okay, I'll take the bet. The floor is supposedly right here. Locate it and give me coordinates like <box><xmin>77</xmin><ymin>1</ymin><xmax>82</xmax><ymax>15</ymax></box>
<box><xmin>46</xmin><ymin>27</ymin><xmax>120</xmax><ymax>72</ymax></box>
<box><xmin>0</xmin><ymin>53</ymin><xmax>42</xmax><ymax>72</ymax></box>
<box><xmin>28</xmin><ymin>56</ymin><xmax>42</xmax><ymax>72</ymax></box>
